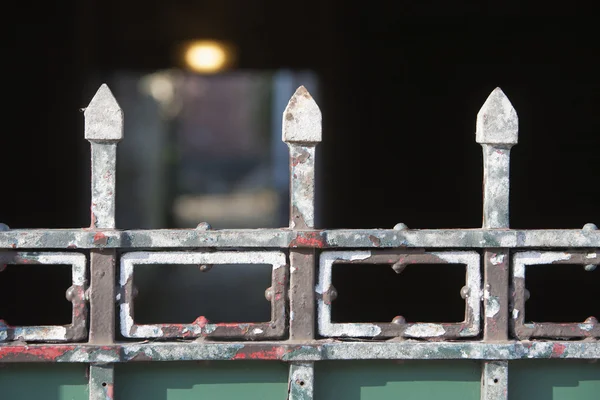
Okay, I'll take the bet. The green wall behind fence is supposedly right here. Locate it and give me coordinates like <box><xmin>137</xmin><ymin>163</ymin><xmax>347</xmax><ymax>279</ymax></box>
<box><xmin>1</xmin><ymin>360</ymin><xmax>598</xmax><ymax>399</ymax></box>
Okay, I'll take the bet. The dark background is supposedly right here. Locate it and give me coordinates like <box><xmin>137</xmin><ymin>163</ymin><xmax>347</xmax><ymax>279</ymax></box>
<box><xmin>3</xmin><ymin>3</ymin><xmax>599</xmax><ymax>329</ymax></box>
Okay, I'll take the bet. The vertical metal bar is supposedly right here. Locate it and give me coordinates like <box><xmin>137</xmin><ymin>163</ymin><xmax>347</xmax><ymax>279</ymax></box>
<box><xmin>288</xmin><ymin>363</ymin><xmax>315</xmax><ymax>400</ymax></box>
<box><xmin>477</xmin><ymin>87</ymin><xmax>518</xmax><ymax>342</ymax></box>
<box><xmin>283</xmin><ymin>86</ymin><xmax>321</xmax><ymax>341</ymax></box>
<box><xmin>476</xmin><ymin>87</ymin><xmax>518</xmax><ymax>230</ymax></box>
<box><xmin>85</xmin><ymin>84</ymin><xmax>123</xmax><ymax>230</ymax></box>
<box><xmin>85</xmin><ymin>84</ymin><xmax>122</xmax><ymax>399</ymax></box>
<box><xmin>89</xmin><ymin>364</ymin><xmax>115</xmax><ymax>400</ymax></box>
<box><xmin>85</xmin><ymin>83</ymin><xmax>122</xmax><ymax>344</ymax></box>
<box><xmin>481</xmin><ymin>361</ymin><xmax>508</xmax><ymax>400</ymax></box>
<box><xmin>477</xmin><ymin>88</ymin><xmax>517</xmax><ymax>400</ymax></box>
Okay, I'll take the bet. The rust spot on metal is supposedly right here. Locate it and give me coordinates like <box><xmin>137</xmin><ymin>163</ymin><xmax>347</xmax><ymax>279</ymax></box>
<box><xmin>93</xmin><ymin>232</ymin><xmax>108</xmax><ymax>245</ymax></box>
<box><xmin>291</xmin><ymin>148</ymin><xmax>310</xmax><ymax>166</ymax></box>
<box><xmin>289</xmin><ymin>232</ymin><xmax>324</xmax><ymax>248</ymax></box>
<box><xmin>0</xmin><ymin>345</ymin><xmax>76</xmax><ymax>361</ymax></box>
<box><xmin>232</xmin><ymin>346</ymin><xmax>287</xmax><ymax>360</ymax></box>
<box><xmin>368</xmin><ymin>235</ymin><xmax>381</xmax><ymax>247</ymax></box>
<box><xmin>552</xmin><ymin>343</ymin><xmax>567</xmax><ymax>357</ymax></box>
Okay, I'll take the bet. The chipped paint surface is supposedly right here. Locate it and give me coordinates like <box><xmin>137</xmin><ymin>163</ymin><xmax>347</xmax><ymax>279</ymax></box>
<box><xmin>512</xmin><ymin>251</ymin><xmax>600</xmax><ymax>339</ymax></box>
<box><xmin>1</xmin><ymin>341</ymin><xmax>599</xmax><ymax>362</ymax></box>
<box><xmin>119</xmin><ymin>251</ymin><xmax>286</xmax><ymax>339</ymax></box>
<box><xmin>288</xmin><ymin>363</ymin><xmax>314</xmax><ymax>400</ymax></box>
<box><xmin>317</xmin><ymin>251</ymin><xmax>378</xmax><ymax>337</ymax></box>
<box><xmin>405</xmin><ymin>324</ymin><xmax>446</xmax><ymax>338</ymax></box>
<box><xmin>1</xmin><ymin>228</ymin><xmax>600</xmax><ymax>249</ymax></box>
<box><xmin>513</xmin><ymin>251</ymin><xmax>572</xmax><ymax>278</ymax></box>
<box><xmin>482</xmin><ymin>361</ymin><xmax>508</xmax><ymax>400</ymax></box>
<box><xmin>2</xmin><ymin>84</ymin><xmax>600</xmax><ymax>400</ymax></box>
<box><xmin>0</xmin><ymin>252</ymin><xmax>88</xmax><ymax>342</ymax></box>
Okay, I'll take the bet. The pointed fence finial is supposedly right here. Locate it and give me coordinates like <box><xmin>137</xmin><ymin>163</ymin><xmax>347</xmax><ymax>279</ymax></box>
<box><xmin>476</xmin><ymin>87</ymin><xmax>519</xmax><ymax>229</ymax></box>
<box><xmin>85</xmin><ymin>84</ymin><xmax>122</xmax><ymax>229</ymax></box>
<box><xmin>282</xmin><ymin>86</ymin><xmax>321</xmax><ymax>144</ymax></box>
<box><xmin>85</xmin><ymin>84</ymin><xmax>124</xmax><ymax>142</ymax></box>
<box><xmin>476</xmin><ymin>87</ymin><xmax>518</xmax><ymax>146</ymax></box>
<box><xmin>282</xmin><ymin>86</ymin><xmax>321</xmax><ymax>230</ymax></box>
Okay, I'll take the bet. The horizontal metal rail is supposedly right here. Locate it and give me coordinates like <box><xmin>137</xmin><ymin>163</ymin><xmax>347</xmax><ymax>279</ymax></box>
<box><xmin>0</xmin><ymin>341</ymin><xmax>598</xmax><ymax>363</ymax></box>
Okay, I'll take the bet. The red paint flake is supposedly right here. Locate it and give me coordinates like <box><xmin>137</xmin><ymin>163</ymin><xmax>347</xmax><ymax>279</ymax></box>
<box><xmin>93</xmin><ymin>232</ymin><xmax>107</xmax><ymax>243</ymax></box>
<box><xmin>232</xmin><ymin>346</ymin><xmax>287</xmax><ymax>360</ymax></box>
<box><xmin>105</xmin><ymin>384</ymin><xmax>114</xmax><ymax>399</ymax></box>
<box><xmin>551</xmin><ymin>343</ymin><xmax>566</xmax><ymax>357</ymax></box>
<box><xmin>289</xmin><ymin>232</ymin><xmax>325</xmax><ymax>248</ymax></box>
<box><xmin>0</xmin><ymin>345</ymin><xmax>75</xmax><ymax>361</ymax></box>
<box><xmin>193</xmin><ymin>316</ymin><xmax>209</xmax><ymax>327</ymax></box>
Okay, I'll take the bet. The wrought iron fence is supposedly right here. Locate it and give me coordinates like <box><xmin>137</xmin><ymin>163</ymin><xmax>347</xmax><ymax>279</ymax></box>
<box><xmin>0</xmin><ymin>84</ymin><xmax>598</xmax><ymax>400</ymax></box>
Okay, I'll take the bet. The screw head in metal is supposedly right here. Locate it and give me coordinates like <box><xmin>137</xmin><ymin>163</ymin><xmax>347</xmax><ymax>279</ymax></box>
<box><xmin>265</xmin><ymin>287</ymin><xmax>273</xmax><ymax>301</ymax></box>
<box><xmin>392</xmin><ymin>261</ymin><xmax>407</xmax><ymax>274</ymax></box>
<box><xmin>198</xmin><ymin>264</ymin><xmax>212</xmax><ymax>272</ymax></box>
<box><xmin>460</xmin><ymin>286</ymin><xmax>470</xmax><ymax>299</ymax></box>
<box><xmin>196</xmin><ymin>222</ymin><xmax>212</xmax><ymax>230</ymax></box>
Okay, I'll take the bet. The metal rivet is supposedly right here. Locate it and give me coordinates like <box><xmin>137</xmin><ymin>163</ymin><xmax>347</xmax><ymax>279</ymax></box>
<box><xmin>584</xmin><ymin>316</ymin><xmax>598</xmax><ymax>325</ymax></box>
<box><xmin>460</xmin><ymin>286</ymin><xmax>470</xmax><ymax>299</ymax></box>
<box><xmin>582</xmin><ymin>223</ymin><xmax>598</xmax><ymax>231</ymax></box>
<box><xmin>393</xmin><ymin>223</ymin><xmax>408</xmax><ymax>230</ymax></box>
<box><xmin>198</xmin><ymin>264</ymin><xmax>212</xmax><ymax>272</ymax></box>
<box><xmin>196</xmin><ymin>222</ymin><xmax>212</xmax><ymax>230</ymax></box>
<box><xmin>65</xmin><ymin>286</ymin><xmax>77</xmax><ymax>301</ymax></box>
<box><xmin>392</xmin><ymin>316</ymin><xmax>406</xmax><ymax>324</ymax></box>
<box><xmin>0</xmin><ymin>223</ymin><xmax>9</xmax><ymax>231</ymax></box>
<box><xmin>392</xmin><ymin>261</ymin><xmax>407</xmax><ymax>274</ymax></box>
<box><xmin>584</xmin><ymin>264</ymin><xmax>597</xmax><ymax>272</ymax></box>
<box><xmin>265</xmin><ymin>287</ymin><xmax>273</xmax><ymax>301</ymax></box>
<box><xmin>524</xmin><ymin>289</ymin><xmax>530</xmax><ymax>301</ymax></box>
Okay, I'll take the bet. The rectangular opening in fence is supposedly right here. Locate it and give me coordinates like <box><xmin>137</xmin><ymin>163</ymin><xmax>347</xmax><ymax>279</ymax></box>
<box><xmin>315</xmin><ymin>360</ymin><xmax>481</xmax><ymax>400</ymax></box>
<box><xmin>132</xmin><ymin>263</ymin><xmax>272</xmax><ymax>324</ymax></box>
<box><xmin>119</xmin><ymin>251</ymin><xmax>287</xmax><ymax>339</ymax></box>
<box><xmin>331</xmin><ymin>263</ymin><xmax>466</xmax><ymax>323</ymax></box>
<box><xmin>0</xmin><ymin>252</ymin><xmax>87</xmax><ymax>342</ymax></box>
<box><xmin>115</xmin><ymin>361</ymin><xmax>289</xmax><ymax>400</ymax></box>
<box><xmin>317</xmin><ymin>251</ymin><xmax>481</xmax><ymax>339</ymax></box>
<box><xmin>512</xmin><ymin>251</ymin><xmax>600</xmax><ymax>339</ymax></box>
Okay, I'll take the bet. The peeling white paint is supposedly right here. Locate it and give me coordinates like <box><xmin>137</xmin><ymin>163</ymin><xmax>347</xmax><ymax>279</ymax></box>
<box><xmin>433</xmin><ymin>251</ymin><xmax>481</xmax><ymax>336</ymax></box>
<box><xmin>513</xmin><ymin>252</ymin><xmax>572</xmax><ymax>278</ymax></box>
<box><xmin>490</xmin><ymin>253</ymin><xmax>505</xmax><ymax>265</ymax></box>
<box><xmin>586</xmin><ymin>253</ymin><xmax>597</xmax><ymax>259</ymax></box>
<box><xmin>512</xmin><ymin>309</ymin><xmax>519</xmax><ymax>319</ymax></box>
<box><xmin>317</xmin><ymin>251</ymin><xmax>374</xmax><ymax>337</ymax></box>
<box><xmin>578</xmin><ymin>323</ymin><xmax>594</xmax><ymax>332</ymax></box>
<box><xmin>320</xmin><ymin>321</ymin><xmax>382</xmax><ymax>337</ymax></box>
<box><xmin>252</xmin><ymin>328</ymin><xmax>264</xmax><ymax>335</ymax></box>
<box><xmin>405</xmin><ymin>324</ymin><xmax>446</xmax><ymax>338</ymax></box>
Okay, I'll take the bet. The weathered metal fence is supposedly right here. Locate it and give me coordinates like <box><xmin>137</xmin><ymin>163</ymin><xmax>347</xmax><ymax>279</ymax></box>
<box><xmin>0</xmin><ymin>84</ymin><xmax>598</xmax><ymax>400</ymax></box>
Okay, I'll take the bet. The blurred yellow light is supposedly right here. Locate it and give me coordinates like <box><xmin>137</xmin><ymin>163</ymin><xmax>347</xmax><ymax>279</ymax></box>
<box><xmin>184</xmin><ymin>41</ymin><xmax>230</xmax><ymax>73</ymax></box>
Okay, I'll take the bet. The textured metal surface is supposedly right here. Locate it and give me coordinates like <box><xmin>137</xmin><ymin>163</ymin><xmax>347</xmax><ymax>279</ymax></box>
<box><xmin>1</xmin><ymin>84</ymin><xmax>598</xmax><ymax>400</ymax></box>
<box><xmin>2</xmin><ymin>228</ymin><xmax>599</xmax><ymax>249</ymax></box>
<box><xmin>511</xmin><ymin>251</ymin><xmax>600</xmax><ymax>339</ymax></box>
<box><xmin>119</xmin><ymin>251</ymin><xmax>287</xmax><ymax>339</ymax></box>
<box><xmin>0</xmin><ymin>252</ymin><xmax>87</xmax><ymax>342</ymax></box>
<box><xmin>481</xmin><ymin>361</ymin><xmax>508</xmax><ymax>400</ymax></box>
<box><xmin>0</xmin><ymin>341</ymin><xmax>599</xmax><ymax>362</ymax></box>
<box><xmin>317</xmin><ymin>250</ymin><xmax>481</xmax><ymax>339</ymax></box>
<box><xmin>90</xmin><ymin>364</ymin><xmax>114</xmax><ymax>400</ymax></box>
<box><xmin>288</xmin><ymin>363</ymin><xmax>314</xmax><ymax>400</ymax></box>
